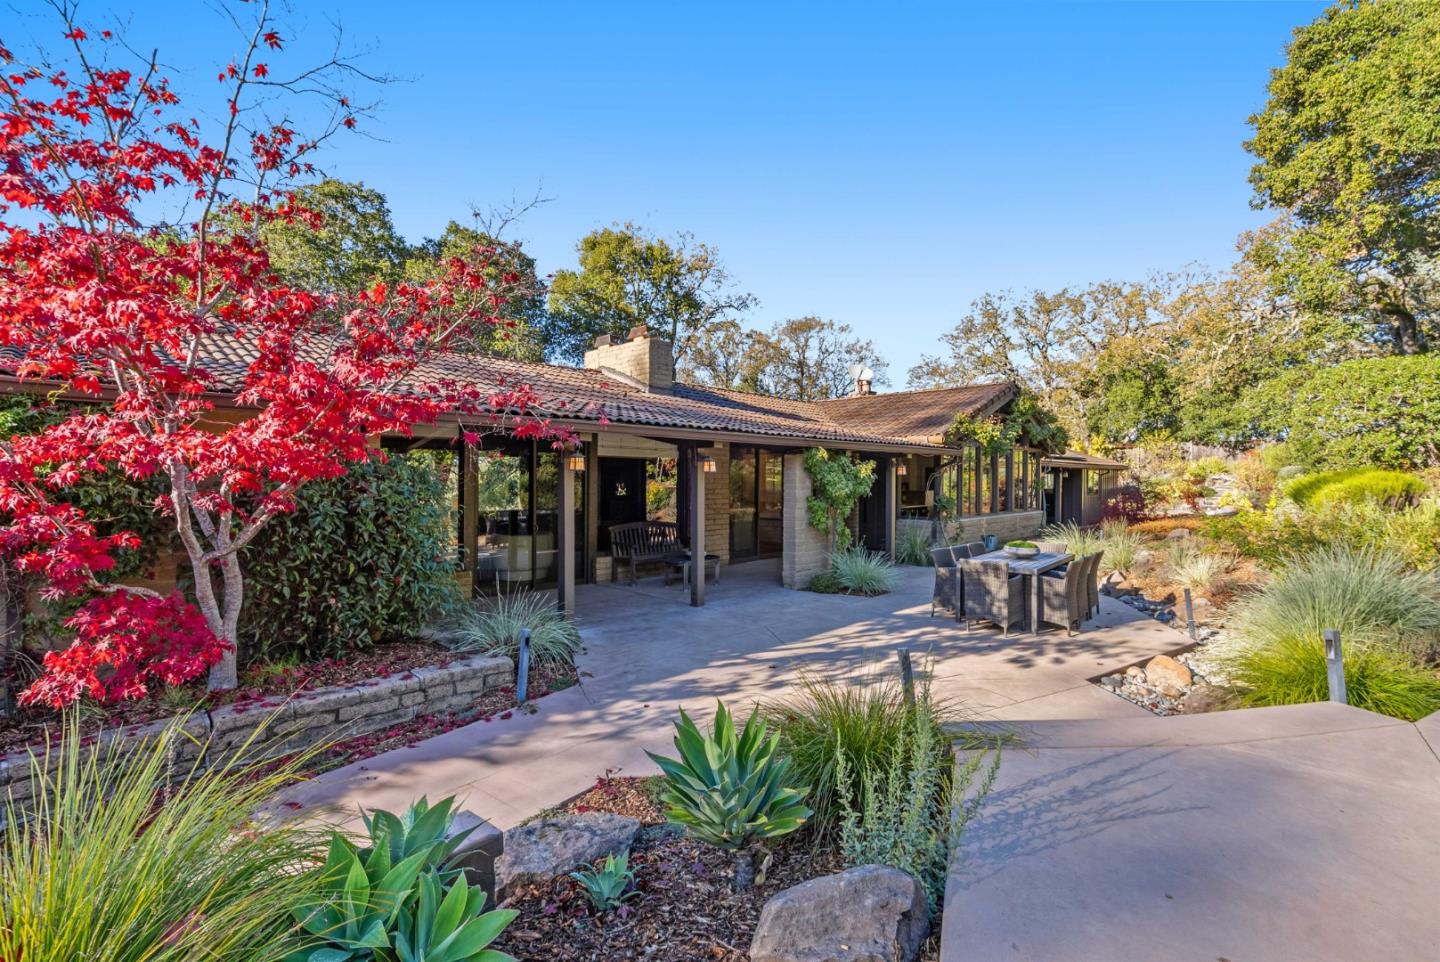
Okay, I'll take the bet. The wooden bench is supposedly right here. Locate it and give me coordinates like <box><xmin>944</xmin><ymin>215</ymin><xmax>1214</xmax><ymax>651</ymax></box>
<box><xmin>609</xmin><ymin>521</ymin><xmax>685</xmax><ymax>584</ymax></box>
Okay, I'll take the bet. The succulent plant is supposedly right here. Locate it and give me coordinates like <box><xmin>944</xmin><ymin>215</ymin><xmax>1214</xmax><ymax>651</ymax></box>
<box><xmin>647</xmin><ymin>701</ymin><xmax>811</xmax><ymax>890</ymax></box>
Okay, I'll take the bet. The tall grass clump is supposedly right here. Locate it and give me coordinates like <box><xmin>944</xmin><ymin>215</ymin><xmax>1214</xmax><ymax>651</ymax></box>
<box><xmin>1224</xmin><ymin>635</ymin><xmax>1440</xmax><ymax>721</ymax></box>
<box><xmin>895</xmin><ymin>526</ymin><xmax>934</xmax><ymax>566</ymax></box>
<box><xmin>834</xmin><ymin>690</ymin><xmax>1000</xmax><ymax>912</ymax></box>
<box><xmin>1221</xmin><ymin>545</ymin><xmax>1440</xmax><ymax>719</ymax></box>
<box><xmin>1097</xmin><ymin>520</ymin><xmax>1145</xmax><ymax>580</ymax></box>
<box><xmin>831</xmin><ymin>546</ymin><xmax>898</xmax><ymax>596</ymax></box>
<box><xmin>765</xmin><ymin>673</ymin><xmax>961</xmax><ymax>835</ymax></box>
<box><xmin>1039</xmin><ymin>521</ymin><xmax>1102</xmax><ymax>558</ymax></box>
<box><xmin>0</xmin><ymin>714</ymin><xmax>325</xmax><ymax>962</ymax></box>
<box><xmin>1165</xmin><ymin>540</ymin><xmax>1234</xmax><ymax>590</ymax></box>
<box><xmin>440</xmin><ymin>588</ymin><xmax>583</xmax><ymax>667</ymax></box>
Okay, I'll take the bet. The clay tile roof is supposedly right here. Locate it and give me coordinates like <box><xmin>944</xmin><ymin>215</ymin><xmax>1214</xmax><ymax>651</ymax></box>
<box><xmin>0</xmin><ymin>335</ymin><xmax>1014</xmax><ymax>451</ymax></box>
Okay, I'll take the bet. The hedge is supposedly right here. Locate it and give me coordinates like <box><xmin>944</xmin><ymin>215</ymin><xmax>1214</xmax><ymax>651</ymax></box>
<box><xmin>240</xmin><ymin>454</ymin><xmax>458</xmax><ymax>659</ymax></box>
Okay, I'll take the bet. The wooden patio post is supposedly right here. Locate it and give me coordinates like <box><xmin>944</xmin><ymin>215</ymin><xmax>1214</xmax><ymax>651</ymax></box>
<box><xmin>884</xmin><ymin>456</ymin><xmax>898</xmax><ymax>559</ymax></box>
<box><xmin>558</xmin><ymin>450</ymin><xmax>576</xmax><ymax>614</ymax></box>
<box><xmin>689</xmin><ymin>443</ymin><xmax>706</xmax><ymax>608</ymax></box>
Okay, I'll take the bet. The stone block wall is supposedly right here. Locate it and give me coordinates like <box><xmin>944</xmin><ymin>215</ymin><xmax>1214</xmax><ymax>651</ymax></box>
<box><xmin>782</xmin><ymin>452</ymin><xmax>829</xmax><ymax>589</ymax></box>
<box><xmin>0</xmin><ymin>654</ymin><xmax>512</xmax><ymax>813</ymax></box>
<box><xmin>942</xmin><ymin>510</ymin><xmax>1046</xmax><ymax>545</ymax></box>
<box><xmin>701</xmin><ymin>443</ymin><xmax>730</xmax><ymax>565</ymax></box>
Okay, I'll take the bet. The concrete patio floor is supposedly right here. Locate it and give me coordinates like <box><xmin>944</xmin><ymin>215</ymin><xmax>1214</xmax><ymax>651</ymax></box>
<box><xmin>273</xmin><ymin>560</ymin><xmax>1180</xmax><ymax>830</ymax></box>
<box><xmin>944</xmin><ymin>702</ymin><xmax>1440</xmax><ymax>962</ymax></box>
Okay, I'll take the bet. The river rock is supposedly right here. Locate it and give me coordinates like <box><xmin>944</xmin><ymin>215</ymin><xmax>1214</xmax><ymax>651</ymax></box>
<box><xmin>1145</xmin><ymin>654</ymin><xmax>1193</xmax><ymax>696</ymax></box>
<box><xmin>497</xmin><ymin>812</ymin><xmax>640</xmax><ymax>893</ymax></box>
<box><xmin>750</xmin><ymin>864</ymin><xmax>930</xmax><ymax>962</ymax></box>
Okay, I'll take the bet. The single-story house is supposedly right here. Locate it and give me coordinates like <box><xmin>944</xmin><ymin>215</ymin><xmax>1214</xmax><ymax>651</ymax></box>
<box><xmin>1</xmin><ymin>325</ymin><xmax>1112</xmax><ymax>611</ymax></box>
<box><xmin>1040</xmin><ymin>452</ymin><xmax>1129</xmax><ymax>528</ymax></box>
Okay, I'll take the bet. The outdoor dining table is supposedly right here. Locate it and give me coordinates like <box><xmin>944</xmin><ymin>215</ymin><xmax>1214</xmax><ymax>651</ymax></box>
<box><xmin>971</xmin><ymin>549</ymin><xmax>1074</xmax><ymax>635</ymax></box>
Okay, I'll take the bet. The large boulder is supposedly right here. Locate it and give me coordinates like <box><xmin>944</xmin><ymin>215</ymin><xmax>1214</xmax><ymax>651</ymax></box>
<box><xmin>750</xmin><ymin>864</ymin><xmax>930</xmax><ymax>962</ymax></box>
<box><xmin>1145</xmin><ymin>654</ymin><xmax>1193</xmax><ymax>697</ymax></box>
<box><xmin>497</xmin><ymin>812</ymin><xmax>640</xmax><ymax>894</ymax></box>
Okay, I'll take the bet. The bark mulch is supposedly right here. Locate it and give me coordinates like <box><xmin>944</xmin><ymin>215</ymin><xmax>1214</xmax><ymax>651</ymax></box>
<box><xmin>490</xmin><ymin>775</ymin><xmax>941</xmax><ymax>962</ymax></box>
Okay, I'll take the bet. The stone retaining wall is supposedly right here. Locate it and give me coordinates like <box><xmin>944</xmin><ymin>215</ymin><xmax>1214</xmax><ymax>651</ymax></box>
<box><xmin>898</xmin><ymin>510</ymin><xmax>1046</xmax><ymax>546</ymax></box>
<box><xmin>0</xmin><ymin>654</ymin><xmax>512</xmax><ymax>812</ymax></box>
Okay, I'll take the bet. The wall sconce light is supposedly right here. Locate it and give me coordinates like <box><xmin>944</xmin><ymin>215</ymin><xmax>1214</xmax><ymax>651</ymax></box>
<box><xmin>565</xmin><ymin>451</ymin><xmax>586</xmax><ymax>472</ymax></box>
<box><xmin>895</xmin><ymin>462</ymin><xmax>908</xmax><ymax>477</ymax></box>
<box><xmin>700</xmin><ymin>454</ymin><xmax>718</xmax><ymax>474</ymax></box>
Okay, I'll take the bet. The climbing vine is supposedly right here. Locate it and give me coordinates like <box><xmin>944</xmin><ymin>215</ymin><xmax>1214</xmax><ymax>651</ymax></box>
<box><xmin>802</xmin><ymin>448</ymin><xmax>876</xmax><ymax>554</ymax></box>
<box><xmin>943</xmin><ymin>391</ymin><xmax>1069</xmax><ymax>456</ymax></box>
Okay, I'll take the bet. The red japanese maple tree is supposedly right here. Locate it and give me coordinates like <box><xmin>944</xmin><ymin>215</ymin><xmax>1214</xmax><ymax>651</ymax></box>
<box><xmin>0</xmin><ymin>6</ymin><xmax>567</xmax><ymax>705</ymax></box>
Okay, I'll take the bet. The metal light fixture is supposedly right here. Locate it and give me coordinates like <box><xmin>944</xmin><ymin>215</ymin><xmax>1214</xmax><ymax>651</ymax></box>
<box><xmin>700</xmin><ymin>454</ymin><xmax>718</xmax><ymax>474</ymax></box>
<box><xmin>565</xmin><ymin>451</ymin><xmax>586</xmax><ymax>472</ymax></box>
<box><xmin>895</xmin><ymin>461</ymin><xmax>908</xmax><ymax>477</ymax></box>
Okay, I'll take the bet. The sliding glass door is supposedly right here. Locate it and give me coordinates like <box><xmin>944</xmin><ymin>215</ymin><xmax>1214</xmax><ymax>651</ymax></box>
<box><xmin>729</xmin><ymin>446</ymin><xmax>784</xmax><ymax>560</ymax></box>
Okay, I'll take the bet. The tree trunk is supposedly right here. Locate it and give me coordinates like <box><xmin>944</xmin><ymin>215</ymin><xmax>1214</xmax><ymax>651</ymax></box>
<box><xmin>1382</xmin><ymin>303</ymin><xmax>1427</xmax><ymax>355</ymax></box>
<box><xmin>732</xmin><ymin>848</ymin><xmax>756</xmax><ymax>892</ymax></box>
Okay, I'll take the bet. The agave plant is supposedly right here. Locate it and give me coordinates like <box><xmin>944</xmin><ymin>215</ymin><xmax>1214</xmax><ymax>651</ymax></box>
<box><xmin>390</xmin><ymin>872</ymin><xmax>517</xmax><ymax>962</ymax></box>
<box><xmin>360</xmin><ymin>796</ymin><xmax>474</xmax><ymax>885</ymax></box>
<box><xmin>647</xmin><ymin>701</ymin><xmax>811</xmax><ymax>891</ymax></box>
<box><xmin>569</xmin><ymin>850</ymin><xmax>640</xmax><ymax>914</ymax></box>
<box><xmin>289</xmin><ymin>834</ymin><xmax>434</xmax><ymax>961</ymax></box>
<box><xmin>290</xmin><ymin>797</ymin><xmax>516</xmax><ymax>962</ymax></box>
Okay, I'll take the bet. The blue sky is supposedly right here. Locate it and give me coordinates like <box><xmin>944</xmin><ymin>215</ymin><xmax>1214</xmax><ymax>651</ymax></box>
<box><xmin>7</xmin><ymin>0</ymin><xmax>1326</xmax><ymax>379</ymax></box>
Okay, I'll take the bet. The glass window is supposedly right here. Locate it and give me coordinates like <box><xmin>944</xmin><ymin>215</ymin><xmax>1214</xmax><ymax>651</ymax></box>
<box><xmin>979</xmin><ymin>453</ymin><xmax>992</xmax><ymax>514</ymax></box>
<box><xmin>998</xmin><ymin>453</ymin><xmax>1011</xmax><ymax>512</ymax></box>
<box><xmin>961</xmin><ymin>446</ymin><xmax>976</xmax><ymax>516</ymax></box>
<box><xmin>1087</xmin><ymin>469</ymin><xmax>1100</xmax><ymax>495</ymax></box>
<box><xmin>729</xmin><ymin>447</ymin><xmax>757</xmax><ymax>558</ymax></box>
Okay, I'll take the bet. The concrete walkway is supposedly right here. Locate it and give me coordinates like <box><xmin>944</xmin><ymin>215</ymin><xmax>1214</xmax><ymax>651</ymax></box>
<box><xmin>944</xmin><ymin>702</ymin><xmax>1440</xmax><ymax>961</ymax></box>
<box><xmin>274</xmin><ymin>561</ymin><xmax>1181</xmax><ymax>829</ymax></box>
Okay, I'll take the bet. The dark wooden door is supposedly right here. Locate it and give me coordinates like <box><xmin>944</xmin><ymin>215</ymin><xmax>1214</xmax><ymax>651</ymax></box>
<box><xmin>598</xmin><ymin>458</ymin><xmax>648</xmax><ymax>551</ymax></box>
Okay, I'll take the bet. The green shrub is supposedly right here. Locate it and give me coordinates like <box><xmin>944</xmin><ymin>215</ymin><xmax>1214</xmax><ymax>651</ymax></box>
<box><xmin>831</xmin><ymin>547</ymin><xmax>898</xmax><ymax>596</ymax></box>
<box><xmin>569</xmin><ymin>850</ymin><xmax>639</xmax><ymax>914</ymax></box>
<box><xmin>835</xmin><ymin>693</ymin><xmax>1000</xmax><ymax>912</ymax></box>
<box><xmin>647</xmin><ymin>701</ymin><xmax>811</xmax><ymax>891</ymax></box>
<box><xmin>1310</xmin><ymin>470</ymin><xmax>1426</xmax><ymax>510</ymax></box>
<box><xmin>895</xmin><ymin>526</ymin><xmax>934</xmax><ymax>566</ymax></box>
<box><xmin>808</xmin><ymin>571</ymin><xmax>842</xmax><ymax>594</ymax></box>
<box><xmin>1283</xmin><ymin>467</ymin><xmax>1425</xmax><ymax>509</ymax></box>
<box><xmin>1275</xmin><ymin>464</ymin><xmax>1308</xmax><ymax>481</ymax></box>
<box><xmin>291</xmin><ymin>796</ymin><xmax>516</xmax><ymax>962</ymax></box>
<box><xmin>242</xmin><ymin>455</ymin><xmax>458</xmax><ymax>659</ymax></box>
<box><xmin>764</xmin><ymin>673</ymin><xmax>961</xmax><ymax>837</ymax></box>
<box><xmin>439</xmin><ymin>589</ymin><xmax>583</xmax><ymax>668</ymax></box>
<box><xmin>1184</xmin><ymin>456</ymin><xmax>1228</xmax><ymax>482</ymax></box>
<box><xmin>1227</xmin><ymin>545</ymin><xmax>1440</xmax><ymax>660</ymax></box>
<box><xmin>0</xmin><ymin>714</ymin><xmax>325</xmax><ymax>962</ymax></box>
<box><xmin>1225</xmin><ymin>636</ymin><xmax>1440</xmax><ymax>721</ymax></box>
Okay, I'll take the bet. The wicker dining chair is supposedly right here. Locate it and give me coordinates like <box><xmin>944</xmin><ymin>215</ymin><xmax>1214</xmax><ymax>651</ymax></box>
<box><xmin>950</xmin><ymin>543</ymin><xmax>975</xmax><ymax>561</ymax></box>
<box><xmin>1035</xmin><ymin>540</ymin><xmax>1069</xmax><ymax>555</ymax></box>
<box><xmin>959</xmin><ymin>558</ymin><xmax>1026</xmax><ymax>637</ymax></box>
<box><xmin>931</xmin><ymin>547</ymin><xmax>960</xmax><ymax>617</ymax></box>
<box><xmin>963</xmin><ymin>540</ymin><xmax>987</xmax><ymax>559</ymax></box>
<box><xmin>1084</xmin><ymin>550</ymin><xmax>1104</xmax><ymax>619</ymax></box>
<box><xmin>1037</xmin><ymin>560</ymin><xmax>1086</xmax><ymax>636</ymax></box>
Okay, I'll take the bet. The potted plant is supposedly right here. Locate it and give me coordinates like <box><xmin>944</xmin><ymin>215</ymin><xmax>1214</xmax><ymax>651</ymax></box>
<box><xmin>1004</xmin><ymin>539</ymin><xmax>1039</xmax><ymax>558</ymax></box>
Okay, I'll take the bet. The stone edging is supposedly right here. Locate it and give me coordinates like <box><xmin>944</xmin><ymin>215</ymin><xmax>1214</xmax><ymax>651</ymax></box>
<box><xmin>0</xmin><ymin>654</ymin><xmax>513</xmax><ymax>809</ymax></box>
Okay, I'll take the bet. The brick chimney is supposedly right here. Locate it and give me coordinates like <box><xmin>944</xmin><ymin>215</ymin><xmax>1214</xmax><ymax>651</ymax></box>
<box><xmin>582</xmin><ymin>325</ymin><xmax>674</xmax><ymax>392</ymax></box>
